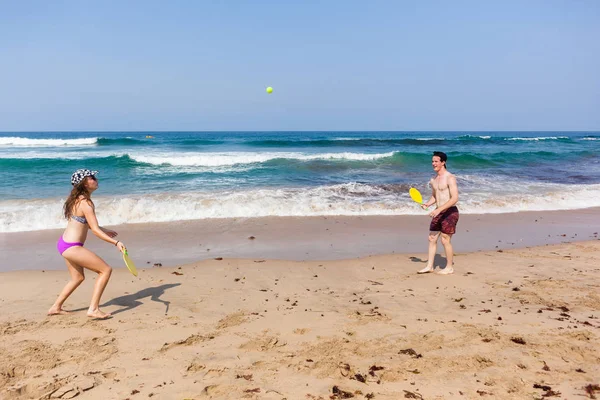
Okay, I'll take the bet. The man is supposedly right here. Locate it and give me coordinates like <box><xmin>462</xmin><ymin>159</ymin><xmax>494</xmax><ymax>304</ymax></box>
<box><xmin>418</xmin><ymin>151</ymin><xmax>459</xmax><ymax>275</ymax></box>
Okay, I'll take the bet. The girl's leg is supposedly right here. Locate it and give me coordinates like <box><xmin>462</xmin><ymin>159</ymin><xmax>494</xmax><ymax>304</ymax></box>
<box><xmin>48</xmin><ymin>259</ymin><xmax>85</xmax><ymax>315</ymax></box>
<box><xmin>62</xmin><ymin>246</ymin><xmax>113</xmax><ymax>319</ymax></box>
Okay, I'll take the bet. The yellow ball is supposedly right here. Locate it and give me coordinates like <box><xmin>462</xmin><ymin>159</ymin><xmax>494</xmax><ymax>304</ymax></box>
<box><xmin>266</xmin><ymin>86</ymin><xmax>273</xmax><ymax>94</ymax></box>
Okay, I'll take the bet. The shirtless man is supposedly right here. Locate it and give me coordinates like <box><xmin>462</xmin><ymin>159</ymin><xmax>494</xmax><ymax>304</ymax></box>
<box><xmin>418</xmin><ymin>151</ymin><xmax>459</xmax><ymax>275</ymax></box>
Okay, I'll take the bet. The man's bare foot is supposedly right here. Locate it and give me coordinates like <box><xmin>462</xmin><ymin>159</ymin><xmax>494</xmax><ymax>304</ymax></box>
<box><xmin>87</xmin><ymin>310</ymin><xmax>112</xmax><ymax>320</ymax></box>
<box><xmin>47</xmin><ymin>307</ymin><xmax>70</xmax><ymax>316</ymax></box>
<box><xmin>418</xmin><ymin>266</ymin><xmax>434</xmax><ymax>274</ymax></box>
<box><xmin>436</xmin><ymin>267</ymin><xmax>454</xmax><ymax>275</ymax></box>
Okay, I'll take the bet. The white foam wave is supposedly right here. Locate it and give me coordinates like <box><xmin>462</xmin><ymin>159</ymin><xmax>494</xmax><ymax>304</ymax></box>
<box><xmin>581</xmin><ymin>137</ymin><xmax>599</xmax><ymax>141</ymax></box>
<box><xmin>2</xmin><ymin>182</ymin><xmax>600</xmax><ymax>233</ymax></box>
<box><xmin>0</xmin><ymin>150</ymin><xmax>96</xmax><ymax>160</ymax></box>
<box><xmin>130</xmin><ymin>151</ymin><xmax>396</xmax><ymax>167</ymax></box>
<box><xmin>412</xmin><ymin>136</ymin><xmax>491</xmax><ymax>140</ymax></box>
<box><xmin>505</xmin><ymin>136</ymin><xmax>568</xmax><ymax>141</ymax></box>
<box><xmin>458</xmin><ymin>135</ymin><xmax>491</xmax><ymax>139</ymax></box>
<box><xmin>0</xmin><ymin>137</ymin><xmax>98</xmax><ymax>147</ymax></box>
<box><xmin>0</xmin><ymin>149</ymin><xmax>396</xmax><ymax>166</ymax></box>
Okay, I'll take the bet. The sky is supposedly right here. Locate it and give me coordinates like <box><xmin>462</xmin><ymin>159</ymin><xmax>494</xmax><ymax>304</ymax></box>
<box><xmin>0</xmin><ymin>0</ymin><xmax>599</xmax><ymax>131</ymax></box>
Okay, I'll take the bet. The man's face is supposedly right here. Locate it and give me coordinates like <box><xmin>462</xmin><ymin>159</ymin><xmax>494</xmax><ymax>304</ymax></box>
<box><xmin>432</xmin><ymin>156</ymin><xmax>445</xmax><ymax>172</ymax></box>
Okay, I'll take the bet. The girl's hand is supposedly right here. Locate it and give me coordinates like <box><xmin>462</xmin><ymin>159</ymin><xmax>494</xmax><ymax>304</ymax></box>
<box><xmin>104</xmin><ymin>229</ymin><xmax>118</xmax><ymax>238</ymax></box>
<box><xmin>116</xmin><ymin>241</ymin><xmax>126</xmax><ymax>253</ymax></box>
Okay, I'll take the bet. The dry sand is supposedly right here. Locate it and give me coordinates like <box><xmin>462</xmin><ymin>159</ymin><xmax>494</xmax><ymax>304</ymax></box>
<box><xmin>1</xmin><ymin>238</ymin><xmax>599</xmax><ymax>399</ymax></box>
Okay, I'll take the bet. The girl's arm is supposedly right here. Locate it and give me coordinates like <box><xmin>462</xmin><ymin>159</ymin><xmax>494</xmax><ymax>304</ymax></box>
<box><xmin>81</xmin><ymin>201</ymin><xmax>125</xmax><ymax>252</ymax></box>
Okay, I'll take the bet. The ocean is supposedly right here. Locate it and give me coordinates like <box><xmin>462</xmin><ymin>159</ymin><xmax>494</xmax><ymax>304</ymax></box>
<box><xmin>1</xmin><ymin>131</ymin><xmax>599</xmax><ymax>233</ymax></box>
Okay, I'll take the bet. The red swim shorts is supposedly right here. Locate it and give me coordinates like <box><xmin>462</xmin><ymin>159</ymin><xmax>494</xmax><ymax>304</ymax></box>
<box><xmin>429</xmin><ymin>206</ymin><xmax>459</xmax><ymax>235</ymax></box>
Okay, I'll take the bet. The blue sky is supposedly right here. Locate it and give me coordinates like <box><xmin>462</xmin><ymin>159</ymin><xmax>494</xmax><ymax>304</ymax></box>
<box><xmin>0</xmin><ymin>0</ymin><xmax>598</xmax><ymax>131</ymax></box>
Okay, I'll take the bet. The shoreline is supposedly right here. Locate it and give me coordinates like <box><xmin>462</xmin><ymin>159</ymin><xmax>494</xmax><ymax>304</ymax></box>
<box><xmin>1</xmin><ymin>208</ymin><xmax>599</xmax><ymax>272</ymax></box>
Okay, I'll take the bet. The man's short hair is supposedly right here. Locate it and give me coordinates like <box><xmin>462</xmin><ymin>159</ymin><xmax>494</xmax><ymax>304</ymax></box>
<box><xmin>433</xmin><ymin>151</ymin><xmax>447</xmax><ymax>164</ymax></box>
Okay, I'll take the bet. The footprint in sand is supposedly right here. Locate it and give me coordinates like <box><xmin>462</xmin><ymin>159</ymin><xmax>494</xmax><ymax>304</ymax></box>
<box><xmin>161</xmin><ymin>333</ymin><xmax>216</xmax><ymax>351</ymax></box>
<box><xmin>203</xmin><ymin>367</ymin><xmax>229</xmax><ymax>379</ymax></box>
<box><xmin>216</xmin><ymin>312</ymin><xmax>251</xmax><ymax>329</ymax></box>
<box><xmin>240</xmin><ymin>336</ymin><xmax>287</xmax><ymax>352</ymax></box>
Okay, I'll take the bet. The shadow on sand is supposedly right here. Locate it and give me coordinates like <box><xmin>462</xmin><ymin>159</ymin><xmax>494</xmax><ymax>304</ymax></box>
<box><xmin>72</xmin><ymin>283</ymin><xmax>181</xmax><ymax>316</ymax></box>
<box><xmin>409</xmin><ymin>254</ymin><xmax>449</xmax><ymax>269</ymax></box>
<box><xmin>104</xmin><ymin>283</ymin><xmax>181</xmax><ymax>315</ymax></box>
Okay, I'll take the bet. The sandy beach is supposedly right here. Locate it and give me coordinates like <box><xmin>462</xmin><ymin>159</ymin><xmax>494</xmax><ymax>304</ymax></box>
<box><xmin>2</xmin><ymin>0</ymin><xmax>599</xmax><ymax>397</ymax></box>
<box><xmin>1</xmin><ymin>212</ymin><xmax>600</xmax><ymax>399</ymax></box>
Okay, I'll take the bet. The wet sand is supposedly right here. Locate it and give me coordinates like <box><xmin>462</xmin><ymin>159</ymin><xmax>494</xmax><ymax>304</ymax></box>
<box><xmin>1</xmin><ymin>208</ymin><xmax>599</xmax><ymax>272</ymax></box>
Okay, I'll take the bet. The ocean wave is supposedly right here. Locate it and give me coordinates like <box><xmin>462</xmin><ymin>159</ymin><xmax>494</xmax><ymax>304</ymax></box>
<box><xmin>0</xmin><ymin>152</ymin><xmax>92</xmax><ymax>161</ymax></box>
<box><xmin>1</xmin><ymin>150</ymin><xmax>594</xmax><ymax>175</ymax></box>
<box><xmin>241</xmin><ymin>135</ymin><xmax>586</xmax><ymax>147</ymax></box>
<box><xmin>130</xmin><ymin>151</ymin><xmax>397</xmax><ymax>167</ymax></box>
<box><xmin>2</xmin><ymin>182</ymin><xmax>600</xmax><ymax>232</ymax></box>
<box><xmin>456</xmin><ymin>135</ymin><xmax>492</xmax><ymax>139</ymax></box>
<box><xmin>505</xmin><ymin>136</ymin><xmax>569</xmax><ymax>141</ymax></box>
<box><xmin>96</xmin><ymin>137</ymin><xmax>144</xmax><ymax>146</ymax></box>
<box><xmin>245</xmin><ymin>136</ymin><xmax>493</xmax><ymax>147</ymax></box>
<box><xmin>0</xmin><ymin>137</ymin><xmax>98</xmax><ymax>147</ymax></box>
<box><xmin>96</xmin><ymin>137</ymin><xmax>225</xmax><ymax>146</ymax></box>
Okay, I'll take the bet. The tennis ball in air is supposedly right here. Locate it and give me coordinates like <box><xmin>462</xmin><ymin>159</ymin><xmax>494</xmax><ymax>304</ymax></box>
<box><xmin>266</xmin><ymin>86</ymin><xmax>273</xmax><ymax>94</ymax></box>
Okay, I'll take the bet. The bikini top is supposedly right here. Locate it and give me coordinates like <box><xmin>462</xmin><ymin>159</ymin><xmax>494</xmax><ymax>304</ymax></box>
<box><xmin>71</xmin><ymin>215</ymin><xmax>88</xmax><ymax>225</ymax></box>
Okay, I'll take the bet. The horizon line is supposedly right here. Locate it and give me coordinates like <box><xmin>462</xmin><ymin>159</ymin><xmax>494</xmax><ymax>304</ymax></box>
<box><xmin>1</xmin><ymin>130</ymin><xmax>599</xmax><ymax>134</ymax></box>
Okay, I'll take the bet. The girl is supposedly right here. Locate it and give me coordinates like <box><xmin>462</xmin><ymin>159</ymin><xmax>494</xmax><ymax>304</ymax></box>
<box><xmin>49</xmin><ymin>169</ymin><xmax>126</xmax><ymax>319</ymax></box>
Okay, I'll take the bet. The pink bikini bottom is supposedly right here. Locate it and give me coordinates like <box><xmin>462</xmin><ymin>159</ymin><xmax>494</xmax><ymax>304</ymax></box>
<box><xmin>57</xmin><ymin>236</ymin><xmax>83</xmax><ymax>255</ymax></box>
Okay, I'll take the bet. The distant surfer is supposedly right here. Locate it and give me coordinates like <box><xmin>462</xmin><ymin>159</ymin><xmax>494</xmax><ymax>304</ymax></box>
<box><xmin>418</xmin><ymin>152</ymin><xmax>459</xmax><ymax>274</ymax></box>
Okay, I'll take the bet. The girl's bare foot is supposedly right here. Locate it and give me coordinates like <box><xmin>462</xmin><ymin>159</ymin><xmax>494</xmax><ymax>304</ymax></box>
<box><xmin>87</xmin><ymin>309</ymin><xmax>112</xmax><ymax>319</ymax></box>
<box><xmin>47</xmin><ymin>307</ymin><xmax>70</xmax><ymax>316</ymax></box>
<box><xmin>418</xmin><ymin>266</ymin><xmax>434</xmax><ymax>274</ymax></box>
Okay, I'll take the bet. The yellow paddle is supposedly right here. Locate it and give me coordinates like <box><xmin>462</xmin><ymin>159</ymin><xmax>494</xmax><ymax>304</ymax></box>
<box><xmin>409</xmin><ymin>187</ymin><xmax>423</xmax><ymax>204</ymax></box>
<box><xmin>122</xmin><ymin>249</ymin><xmax>138</xmax><ymax>277</ymax></box>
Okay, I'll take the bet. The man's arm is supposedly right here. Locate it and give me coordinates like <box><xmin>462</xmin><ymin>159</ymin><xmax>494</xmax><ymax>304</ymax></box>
<box><xmin>421</xmin><ymin>179</ymin><xmax>436</xmax><ymax>209</ymax></box>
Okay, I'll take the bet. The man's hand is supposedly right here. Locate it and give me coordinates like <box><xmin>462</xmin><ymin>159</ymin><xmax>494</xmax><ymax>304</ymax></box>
<box><xmin>429</xmin><ymin>208</ymin><xmax>441</xmax><ymax>218</ymax></box>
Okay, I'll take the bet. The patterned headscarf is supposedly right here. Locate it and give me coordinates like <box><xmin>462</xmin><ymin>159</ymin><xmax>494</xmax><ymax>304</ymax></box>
<box><xmin>71</xmin><ymin>169</ymin><xmax>98</xmax><ymax>186</ymax></box>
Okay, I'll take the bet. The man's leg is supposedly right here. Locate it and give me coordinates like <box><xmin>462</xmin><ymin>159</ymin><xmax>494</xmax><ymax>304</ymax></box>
<box><xmin>437</xmin><ymin>233</ymin><xmax>454</xmax><ymax>274</ymax></box>
<box><xmin>418</xmin><ymin>231</ymin><xmax>440</xmax><ymax>273</ymax></box>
